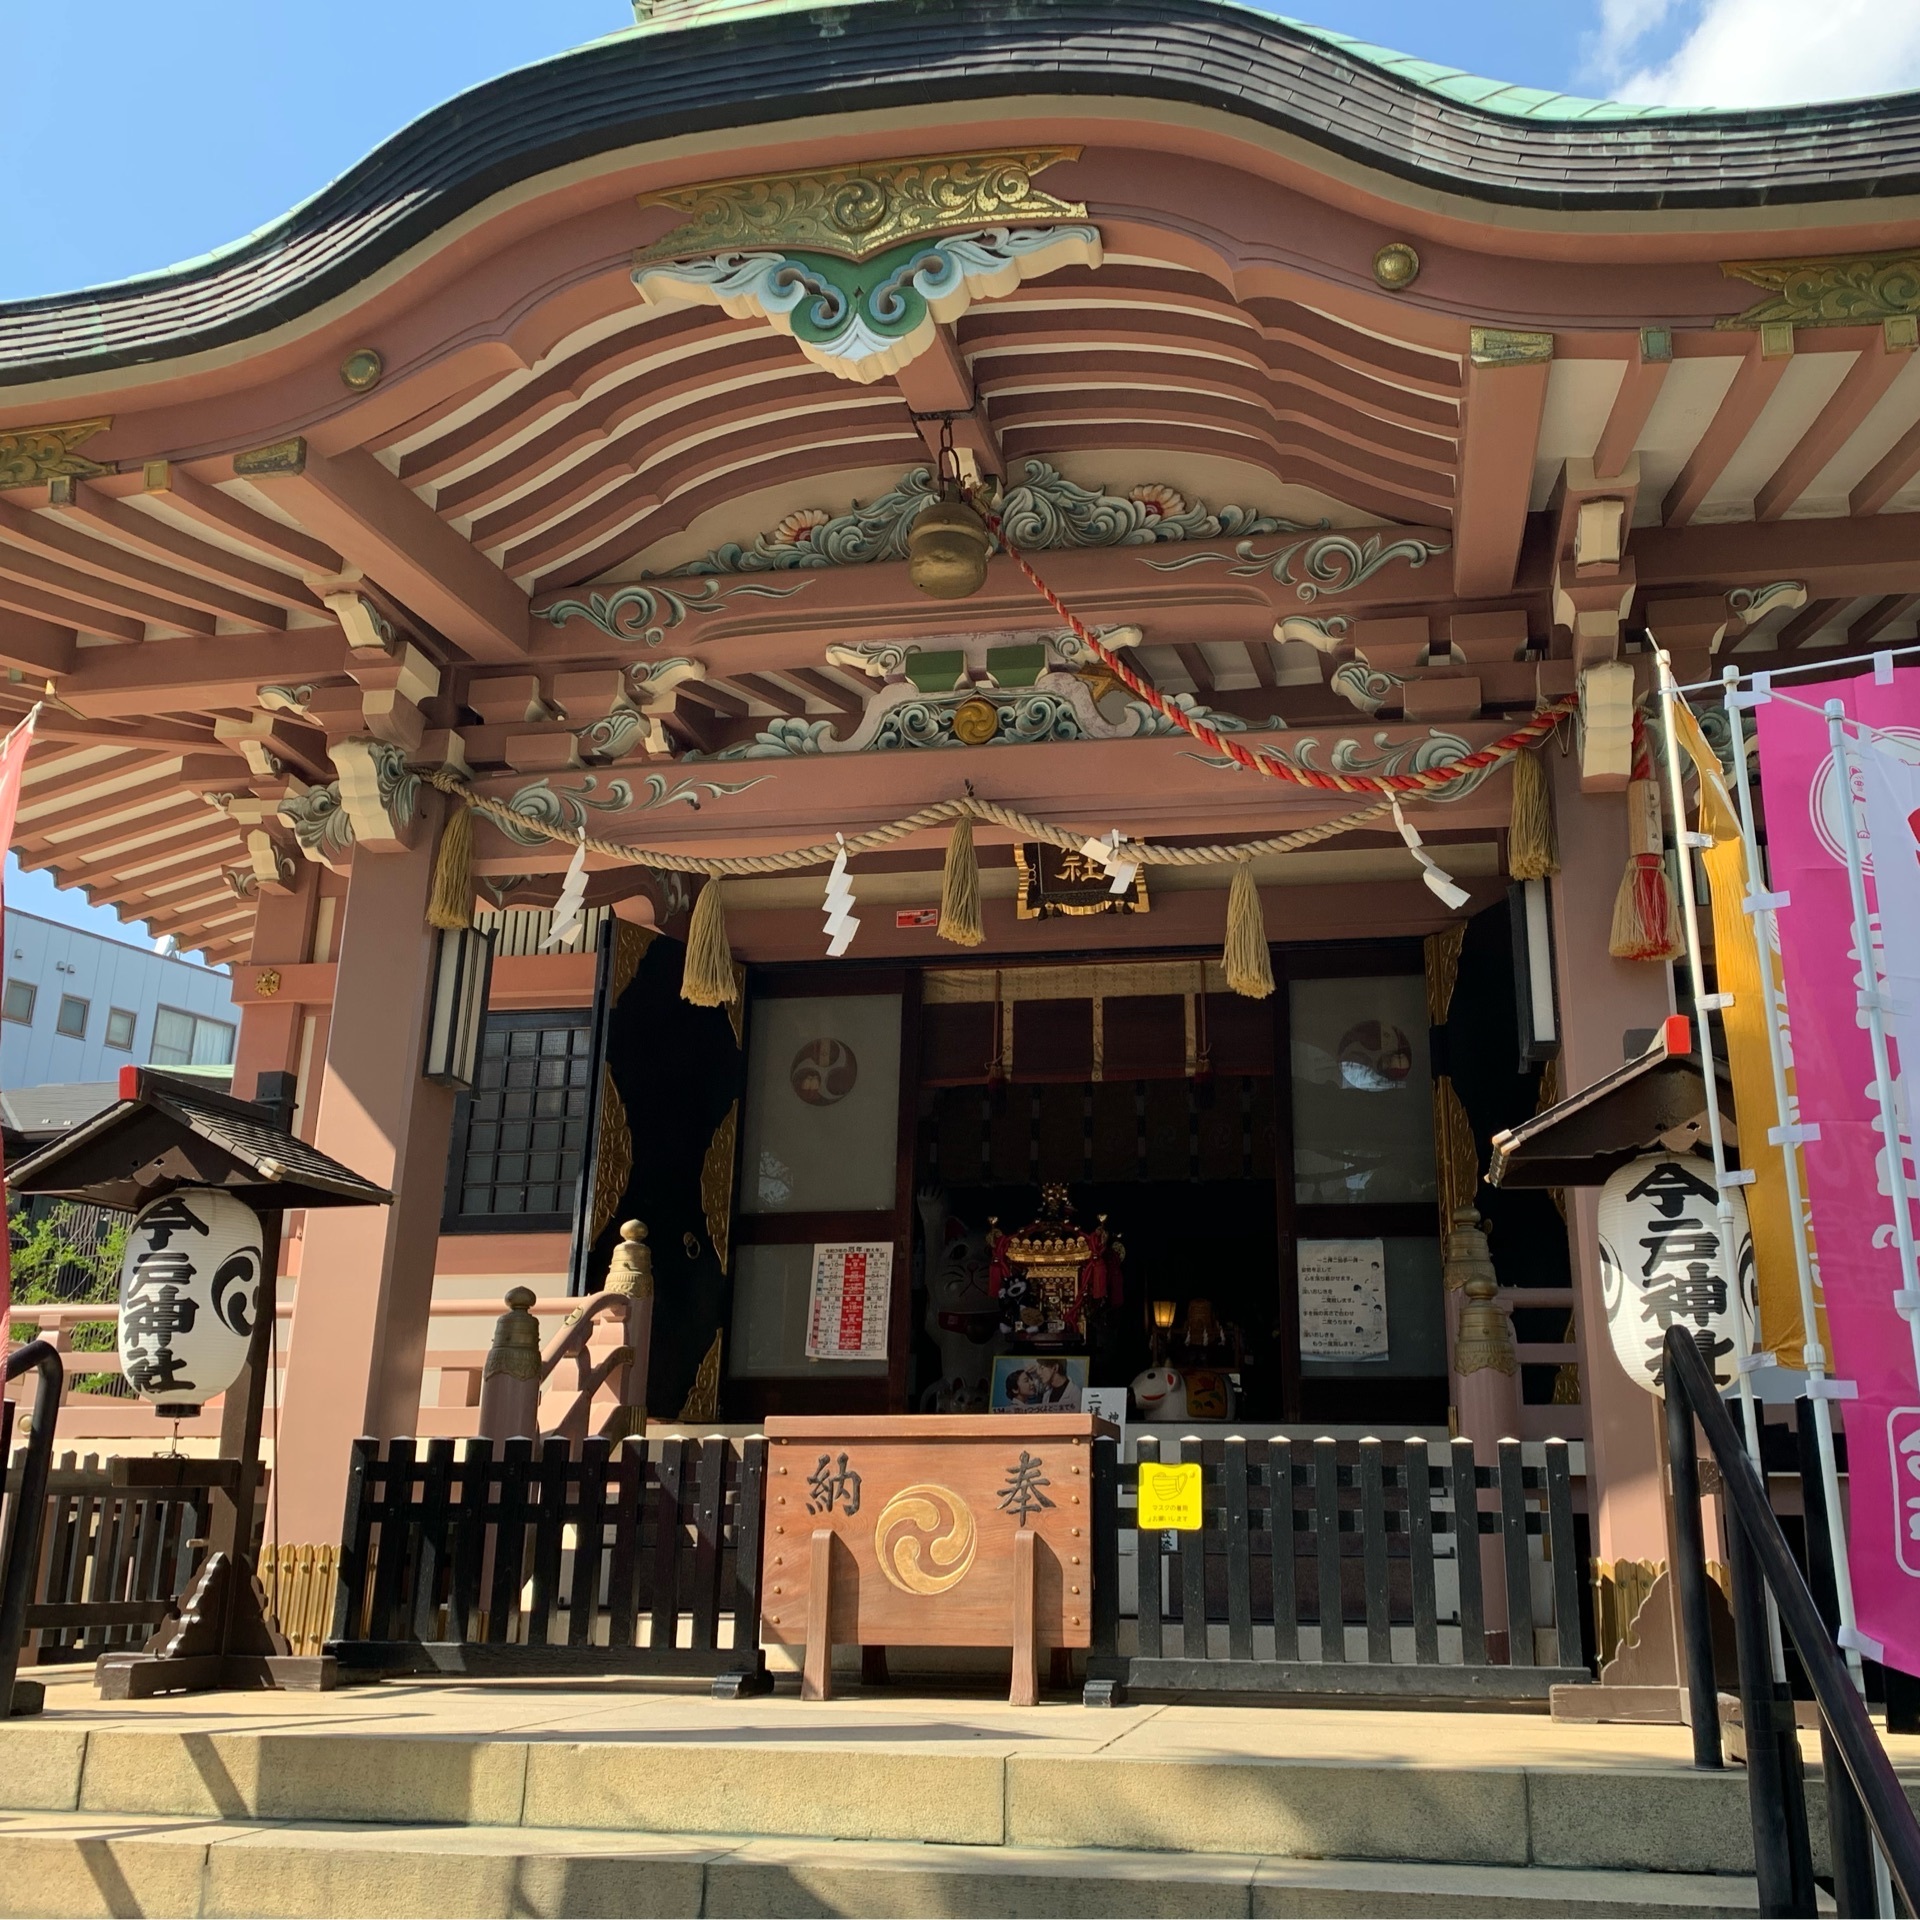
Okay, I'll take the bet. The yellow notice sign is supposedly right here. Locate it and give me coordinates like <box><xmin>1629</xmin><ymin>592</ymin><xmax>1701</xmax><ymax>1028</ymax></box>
<box><xmin>1135</xmin><ymin>1461</ymin><xmax>1204</xmax><ymax>1531</ymax></box>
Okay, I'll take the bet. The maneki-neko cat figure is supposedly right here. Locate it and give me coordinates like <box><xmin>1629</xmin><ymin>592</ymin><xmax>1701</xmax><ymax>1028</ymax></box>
<box><xmin>988</xmin><ymin>1185</ymin><xmax>1124</xmax><ymax>1348</ymax></box>
<box><xmin>916</xmin><ymin>1188</ymin><xmax>1004</xmax><ymax>1413</ymax></box>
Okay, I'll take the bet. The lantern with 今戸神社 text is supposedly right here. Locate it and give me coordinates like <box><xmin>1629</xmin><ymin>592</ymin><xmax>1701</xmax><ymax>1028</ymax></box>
<box><xmin>116</xmin><ymin>1187</ymin><xmax>263</xmax><ymax>1415</ymax></box>
<box><xmin>1596</xmin><ymin>1151</ymin><xmax>1755</xmax><ymax>1394</ymax></box>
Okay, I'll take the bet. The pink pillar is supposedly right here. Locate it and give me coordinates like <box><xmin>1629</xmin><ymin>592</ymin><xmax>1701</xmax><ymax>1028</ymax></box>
<box><xmin>1549</xmin><ymin>748</ymin><xmax>1674</xmax><ymax>1567</ymax></box>
<box><xmin>271</xmin><ymin>810</ymin><xmax>456</xmax><ymax>1545</ymax></box>
<box><xmin>229</xmin><ymin>870</ymin><xmax>318</xmax><ymax>1107</ymax></box>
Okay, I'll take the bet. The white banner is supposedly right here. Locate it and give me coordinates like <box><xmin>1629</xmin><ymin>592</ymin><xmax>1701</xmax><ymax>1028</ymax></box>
<box><xmin>1858</xmin><ymin>736</ymin><xmax>1920</xmax><ymax>1058</ymax></box>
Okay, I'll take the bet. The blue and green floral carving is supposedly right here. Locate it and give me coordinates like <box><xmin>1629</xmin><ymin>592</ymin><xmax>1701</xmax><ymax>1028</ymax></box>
<box><xmin>667</xmin><ymin>461</ymin><xmax>1307</xmax><ymax>577</ymax></box>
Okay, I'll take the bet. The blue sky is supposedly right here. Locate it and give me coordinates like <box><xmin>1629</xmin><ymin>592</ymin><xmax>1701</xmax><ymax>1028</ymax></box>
<box><xmin>10</xmin><ymin>0</ymin><xmax>1906</xmax><ymax>307</ymax></box>
<box><xmin>0</xmin><ymin>0</ymin><xmax>1909</xmax><ymax>961</ymax></box>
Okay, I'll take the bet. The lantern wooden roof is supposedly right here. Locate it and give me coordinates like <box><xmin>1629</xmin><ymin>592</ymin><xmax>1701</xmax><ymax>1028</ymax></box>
<box><xmin>5</xmin><ymin>1067</ymin><xmax>392</xmax><ymax>1214</ymax></box>
<box><xmin>5</xmin><ymin>0</ymin><xmax>1920</xmax><ymax>965</ymax></box>
<box><xmin>1487</xmin><ymin>1015</ymin><xmax>1737</xmax><ymax>1190</ymax></box>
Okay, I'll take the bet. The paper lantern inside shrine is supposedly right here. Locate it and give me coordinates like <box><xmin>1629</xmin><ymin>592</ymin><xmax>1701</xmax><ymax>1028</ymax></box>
<box><xmin>1596</xmin><ymin>1151</ymin><xmax>1754</xmax><ymax>1395</ymax></box>
<box><xmin>116</xmin><ymin>1187</ymin><xmax>264</xmax><ymax>1416</ymax></box>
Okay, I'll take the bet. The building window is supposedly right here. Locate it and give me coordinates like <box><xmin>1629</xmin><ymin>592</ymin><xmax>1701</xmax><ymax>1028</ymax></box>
<box><xmin>444</xmin><ymin>1011</ymin><xmax>594</xmax><ymax>1232</ymax></box>
<box><xmin>151</xmin><ymin>1005</ymin><xmax>236</xmax><ymax>1067</ymax></box>
<box><xmin>2</xmin><ymin>979</ymin><xmax>34</xmax><ymax>1025</ymax></box>
<box><xmin>55</xmin><ymin>994</ymin><xmax>89</xmax><ymax>1040</ymax></box>
<box><xmin>105</xmin><ymin>1008</ymin><xmax>137</xmax><ymax>1052</ymax></box>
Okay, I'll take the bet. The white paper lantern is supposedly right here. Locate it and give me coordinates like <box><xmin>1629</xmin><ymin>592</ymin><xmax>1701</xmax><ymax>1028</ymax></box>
<box><xmin>116</xmin><ymin>1188</ymin><xmax>263</xmax><ymax>1412</ymax></box>
<box><xmin>1596</xmin><ymin>1151</ymin><xmax>1754</xmax><ymax>1396</ymax></box>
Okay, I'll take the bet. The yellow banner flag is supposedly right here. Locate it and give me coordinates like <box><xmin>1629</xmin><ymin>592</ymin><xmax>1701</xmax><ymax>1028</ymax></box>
<box><xmin>1671</xmin><ymin>699</ymin><xmax>1816</xmax><ymax>1365</ymax></box>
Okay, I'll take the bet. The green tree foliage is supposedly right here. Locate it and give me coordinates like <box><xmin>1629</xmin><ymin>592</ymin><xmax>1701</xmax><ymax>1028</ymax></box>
<box><xmin>9</xmin><ymin>1200</ymin><xmax>127</xmax><ymax>1388</ymax></box>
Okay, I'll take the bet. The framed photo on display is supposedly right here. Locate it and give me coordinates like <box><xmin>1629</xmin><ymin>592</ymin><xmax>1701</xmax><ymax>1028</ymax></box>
<box><xmin>990</xmin><ymin>1354</ymin><xmax>1089</xmax><ymax>1412</ymax></box>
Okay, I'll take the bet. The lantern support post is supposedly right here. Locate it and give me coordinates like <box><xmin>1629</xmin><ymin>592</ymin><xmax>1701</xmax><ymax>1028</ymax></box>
<box><xmin>4</xmin><ymin>1063</ymin><xmax>388</xmax><ymax>1701</ymax></box>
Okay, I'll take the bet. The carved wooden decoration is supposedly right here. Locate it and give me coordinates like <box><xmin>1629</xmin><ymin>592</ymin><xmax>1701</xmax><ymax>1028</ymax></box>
<box><xmin>763</xmin><ymin>1415</ymin><xmax>1104</xmax><ymax>1705</ymax></box>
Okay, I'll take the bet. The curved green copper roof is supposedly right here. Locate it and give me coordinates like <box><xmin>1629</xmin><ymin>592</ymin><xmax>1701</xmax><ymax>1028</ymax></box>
<box><xmin>619</xmin><ymin>0</ymin><xmax>1690</xmax><ymax>118</ymax></box>
<box><xmin>5</xmin><ymin>0</ymin><xmax>1919</xmax><ymax>389</ymax></box>
<box><xmin>1270</xmin><ymin>16</ymin><xmax>1687</xmax><ymax>121</ymax></box>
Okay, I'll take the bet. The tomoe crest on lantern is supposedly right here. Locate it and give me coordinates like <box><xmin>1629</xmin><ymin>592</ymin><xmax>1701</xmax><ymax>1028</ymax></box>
<box><xmin>1596</xmin><ymin>1151</ymin><xmax>1755</xmax><ymax>1395</ymax></box>
<box><xmin>116</xmin><ymin>1188</ymin><xmax>263</xmax><ymax>1413</ymax></box>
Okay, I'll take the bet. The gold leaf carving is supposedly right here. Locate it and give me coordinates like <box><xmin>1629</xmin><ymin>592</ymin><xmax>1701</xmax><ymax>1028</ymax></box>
<box><xmin>589</xmin><ymin>1068</ymin><xmax>633</xmax><ymax>1247</ymax></box>
<box><xmin>874</xmin><ymin>1484</ymin><xmax>977</xmax><ymax>1595</ymax></box>
<box><xmin>1468</xmin><ymin>327</ymin><xmax>1553</xmax><ymax>368</ymax></box>
<box><xmin>0</xmin><ymin>418</ymin><xmax>111</xmax><ymax>490</ymax></box>
<box><xmin>635</xmin><ymin>147</ymin><xmax>1084</xmax><ymax>266</ymax></box>
<box><xmin>610</xmin><ymin>922</ymin><xmax>654</xmax><ymax>1006</ymax></box>
<box><xmin>701</xmin><ymin>1102</ymin><xmax>738</xmax><ymax>1272</ymax></box>
<box><xmin>675</xmin><ymin>1329</ymin><xmax>724</xmax><ymax>1424</ymax></box>
<box><xmin>1718</xmin><ymin>248</ymin><xmax>1920</xmax><ymax>330</ymax></box>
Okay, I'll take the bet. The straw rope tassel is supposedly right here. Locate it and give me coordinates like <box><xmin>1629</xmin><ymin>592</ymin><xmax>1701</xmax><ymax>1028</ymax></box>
<box><xmin>426</xmin><ymin>797</ymin><xmax>475</xmax><ymax>931</ymax></box>
<box><xmin>1223</xmin><ymin>862</ymin><xmax>1275</xmax><ymax>1000</ymax></box>
<box><xmin>938</xmin><ymin>812</ymin><xmax>985</xmax><ymax>947</ymax></box>
<box><xmin>1610</xmin><ymin>720</ymin><xmax>1683</xmax><ymax>962</ymax></box>
<box><xmin>1507</xmin><ymin>744</ymin><xmax>1559</xmax><ymax>881</ymax></box>
<box><xmin>682</xmin><ymin>878</ymin><xmax>737</xmax><ymax>1006</ymax></box>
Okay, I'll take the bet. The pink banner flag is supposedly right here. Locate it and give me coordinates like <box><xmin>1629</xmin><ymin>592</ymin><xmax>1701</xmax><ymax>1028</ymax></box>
<box><xmin>1757</xmin><ymin>674</ymin><xmax>1920</xmax><ymax>1675</ymax></box>
<box><xmin>0</xmin><ymin>706</ymin><xmax>38</xmax><ymax>1336</ymax></box>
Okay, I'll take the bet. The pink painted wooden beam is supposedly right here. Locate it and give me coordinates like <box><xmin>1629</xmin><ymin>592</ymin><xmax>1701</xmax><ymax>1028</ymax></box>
<box><xmin>0</xmin><ymin>610</ymin><xmax>76</xmax><ymax>678</ymax></box>
<box><xmin>55</xmin><ymin>486</ymin><xmax>318</xmax><ymax>615</ymax></box>
<box><xmin>1757</xmin><ymin>335</ymin><xmax>1914</xmax><ymax>521</ymax></box>
<box><xmin>1849</xmin><ymin>416</ymin><xmax>1920</xmax><ymax>518</ymax></box>
<box><xmin>0</xmin><ymin>574</ymin><xmax>143</xmax><ymax>643</ymax></box>
<box><xmin>1451</xmin><ymin>354</ymin><xmax>1552</xmax><ymax>598</ymax></box>
<box><xmin>1662</xmin><ymin>344</ymin><xmax>1790</xmax><ymax>527</ymax></box>
<box><xmin>1776</xmin><ymin>596</ymin><xmax>1845</xmax><ymax>648</ymax></box>
<box><xmin>894</xmin><ymin>325</ymin><xmax>1001</xmax><ymax>477</ymax></box>
<box><xmin>0</xmin><ymin>531</ymin><xmax>215</xmax><ymax>636</ymax></box>
<box><xmin>151</xmin><ymin>466</ymin><xmax>343</xmax><ymax>577</ymax></box>
<box><xmin>1846</xmin><ymin>592</ymin><xmax>1920</xmax><ymax>646</ymax></box>
<box><xmin>1592</xmin><ymin>346</ymin><xmax>1670</xmax><ymax>480</ymax></box>
<box><xmin>1171</xmin><ymin>643</ymin><xmax>1215</xmax><ymax>693</ymax></box>
<box><xmin>1635</xmin><ymin>513</ymin><xmax>1920</xmax><ymax>595</ymax></box>
<box><xmin>58</xmin><ymin>632</ymin><xmax>348</xmax><ymax>720</ymax></box>
<box><xmin>247</xmin><ymin>446</ymin><xmax>531</xmax><ymax>662</ymax></box>
<box><xmin>0</xmin><ymin>499</ymin><xmax>288</xmax><ymax>632</ymax></box>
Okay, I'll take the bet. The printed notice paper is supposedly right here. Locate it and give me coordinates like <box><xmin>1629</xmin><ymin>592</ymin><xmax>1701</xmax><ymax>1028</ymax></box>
<box><xmin>1298</xmin><ymin>1238</ymin><xmax>1389</xmax><ymax>1360</ymax></box>
<box><xmin>806</xmin><ymin>1242</ymin><xmax>893</xmax><ymax>1360</ymax></box>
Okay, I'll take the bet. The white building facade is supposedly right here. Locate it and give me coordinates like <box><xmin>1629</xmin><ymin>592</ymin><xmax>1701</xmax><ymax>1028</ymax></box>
<box><xmin>0</xmin><ymin>912</ymin><xmax>236</xmax><ymax>1089</ymax></box>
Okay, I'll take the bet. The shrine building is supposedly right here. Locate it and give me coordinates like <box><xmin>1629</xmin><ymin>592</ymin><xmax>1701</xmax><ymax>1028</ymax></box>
<box><xmin>5</xmin><ymin>0</ymin><xmax>1920</xmax><ymax>1603</ymax></box>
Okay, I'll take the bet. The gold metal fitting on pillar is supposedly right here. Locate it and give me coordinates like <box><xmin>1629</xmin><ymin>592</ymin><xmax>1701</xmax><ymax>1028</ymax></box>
<box><xmin>908</xmin><ymin>416</ymin><xmax>993</xmax><ymax>599</ymax></box>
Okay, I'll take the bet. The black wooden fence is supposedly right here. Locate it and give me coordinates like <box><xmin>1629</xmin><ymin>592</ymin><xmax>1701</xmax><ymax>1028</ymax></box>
<box><xmin>327</xmin><ymin>1434</ymin><xmax>771</xmax><ymax>1696</ymax></box>
<box><xmin>1</xmin><ymin>1450</ymin><xmax>226</xmax><ymax>1665</ymax></box>
<box><xmin>1086</xmin><ymin>1433</ymin><xmax>1590</xmax><ymax>1704</ymax></box>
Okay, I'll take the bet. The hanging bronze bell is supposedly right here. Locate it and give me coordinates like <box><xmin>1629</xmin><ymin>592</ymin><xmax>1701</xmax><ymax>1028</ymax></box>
<box><xmin>907</xmin><ymin>494</ymin><xmax>993</xmax><ymax>599</ymax></box>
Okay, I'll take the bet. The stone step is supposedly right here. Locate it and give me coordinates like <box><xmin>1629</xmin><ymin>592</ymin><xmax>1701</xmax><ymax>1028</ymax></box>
<box><xmin>0</xmin><ymin>1809</ymin><xmax>1770</xmax><ymax>1918</ymax></box>
<box><xmin>0</xmin><ymin>1720</ymin><xmax>1874</xmax><ymax>1880</ymax></box>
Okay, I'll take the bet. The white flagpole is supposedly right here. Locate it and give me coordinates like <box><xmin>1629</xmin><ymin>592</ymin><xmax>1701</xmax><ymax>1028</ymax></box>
<box><xmin>1655</xmin><ymin>650</ymin><xmax>1767</xmax><ymax>1465</ymax></box>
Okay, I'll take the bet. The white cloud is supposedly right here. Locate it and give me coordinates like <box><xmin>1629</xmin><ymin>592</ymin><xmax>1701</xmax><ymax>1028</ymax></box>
<box><xmin>1589</xmin><ymin>0</ymin><xmax>1678</xmax><ymax>84</ymax></box>
<box><xmin>1609</xmin><ymin>0</ymin><xmax>1920</xmax><ymax>106</ymax></box>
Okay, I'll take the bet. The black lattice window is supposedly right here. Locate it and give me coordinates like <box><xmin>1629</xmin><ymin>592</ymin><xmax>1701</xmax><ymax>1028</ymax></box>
<box><xmin>443</xmin><ymin>1011</ymin><xmax>594</xmax><ymax>1231</ymax></box>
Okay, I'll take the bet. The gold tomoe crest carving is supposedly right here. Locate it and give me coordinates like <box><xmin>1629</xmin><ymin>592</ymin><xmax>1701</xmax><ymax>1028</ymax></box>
<box><xmin>874</xmin><ymin>1483</ymin><xmax>978</xmax><ymax>1595</ymax></box>
<box><xmin>0</xmin><ymin>417</ymin><xmax>111</xmax><ymax>490</ymax></box>
<box><xmin>635</xmin><ymin>147</ymin><xmax>1084</xmax><ymax>265</ymax></box>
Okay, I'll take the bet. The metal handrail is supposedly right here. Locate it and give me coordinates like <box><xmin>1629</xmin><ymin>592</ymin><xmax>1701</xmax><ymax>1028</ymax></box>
<box><xmin>1664</xmin><ymin>1326</ymin><xmax>1920</xmax><ymax>1917</ymax></box>
<box><xmin>0</xmin><ymin>1340</ymin><xmax>65</xmax><ymax>1718</ymax></box>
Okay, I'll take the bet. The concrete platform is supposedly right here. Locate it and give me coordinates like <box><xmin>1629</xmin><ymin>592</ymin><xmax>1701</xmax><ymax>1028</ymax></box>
<box><xmin>0</xmin><ymin>1666</ymin><xmax>1909</xmax><ymax>1916</ymax></box>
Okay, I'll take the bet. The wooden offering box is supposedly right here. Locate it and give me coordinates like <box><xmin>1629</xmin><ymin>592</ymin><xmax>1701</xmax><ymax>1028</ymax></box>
<box><xmin>762</xmin><ymin>1415</ymin><xmax>1106</xmax><ymax>1704</ymax></box>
